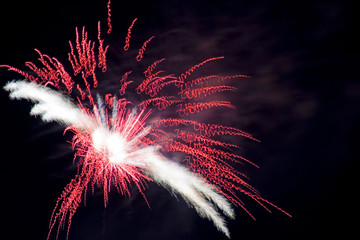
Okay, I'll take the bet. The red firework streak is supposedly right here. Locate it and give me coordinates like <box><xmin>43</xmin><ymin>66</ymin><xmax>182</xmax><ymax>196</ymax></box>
<box><xmin>1</xmin><ymin>1</ymin><xmax>291</xmax><ymax>239</ymax></box>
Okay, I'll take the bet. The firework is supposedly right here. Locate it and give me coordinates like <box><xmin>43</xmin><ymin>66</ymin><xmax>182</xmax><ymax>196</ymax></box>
<box><xmin>1</xmin><ymin>2</ymin><xmax>290</xmax><ymax>239</ymax></box>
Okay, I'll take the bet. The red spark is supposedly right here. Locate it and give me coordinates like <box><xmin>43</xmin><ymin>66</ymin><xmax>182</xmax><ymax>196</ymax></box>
<box><xmin>1</xmin><ymin>3</ymin><xmax>291</xmax><ymax>240</ymax></box>
<box><xmin>123</xmin><ymin>18</ymin><xmax>138</xmax><ymax>51</ymax></box>
<box><xmin>106</xmin><ymin>0</ymin><xmax>112</xmax><ymax>34</ymax></box>
<box><xmin>136</xmin><ymin>36</ymin><xmax>155</xmax><ymax>62</ymax></box>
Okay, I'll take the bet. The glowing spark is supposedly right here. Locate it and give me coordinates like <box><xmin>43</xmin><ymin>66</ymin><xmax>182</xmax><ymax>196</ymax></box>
<box><xmin>124</xmin><ymin>18</ymin><xmax>138</xmax><ymax>51</ymax></box>
<box><xmin>136</xmin><ymin>36</ymin><xmax>155</xmax><ymax>62</ymax></box>
<box><xmin>106</xmin><ymin>0</ymin><xmax>112</xmax><ymax>34</ymax></box>
<box><xmin>1</xmin><ymin>3</ymin><xmax>291</xmax><ymax>240</ymax></box>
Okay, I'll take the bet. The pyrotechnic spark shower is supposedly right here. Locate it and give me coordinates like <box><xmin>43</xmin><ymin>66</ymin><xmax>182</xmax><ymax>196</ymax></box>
<box><xmin>1</xmin><ymin>1</ymin><xmax>291</xmax><ymax>239</ymax></box>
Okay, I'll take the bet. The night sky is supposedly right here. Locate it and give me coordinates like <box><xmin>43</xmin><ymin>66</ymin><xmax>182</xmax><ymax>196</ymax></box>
<box><xmin>0</xmin><ymin>1</ymin><xmax>358</xmax><ymax>239</ymax></box>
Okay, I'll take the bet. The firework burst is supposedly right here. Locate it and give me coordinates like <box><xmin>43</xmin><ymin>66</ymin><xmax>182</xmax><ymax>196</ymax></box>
<box><xmin>1</xmin><ymin>1</ymin><xmax>290</xmax><ymax>239</ymax></box>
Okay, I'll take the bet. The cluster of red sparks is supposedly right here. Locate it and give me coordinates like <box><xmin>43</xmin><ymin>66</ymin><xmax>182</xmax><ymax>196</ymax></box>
<box><xmin>1</xmin><ymin>1</ymin><xmax>290</xmax><ymax>239</ymax></box>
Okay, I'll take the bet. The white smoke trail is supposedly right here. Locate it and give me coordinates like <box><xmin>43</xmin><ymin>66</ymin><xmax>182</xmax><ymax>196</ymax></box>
<box><xmin>144</xmin><ymin>153</ymin><xmax>235</xmax><ymax>238</ymax></box>
<box><xmin>4</xmin><ymin>80</ymin><xmax>94</xmax><ymax>129</ymax></box>
<box><xmin>4</xmin><ymin>80</ymin><xmax>235</xmax><ymax>238</ymax></box>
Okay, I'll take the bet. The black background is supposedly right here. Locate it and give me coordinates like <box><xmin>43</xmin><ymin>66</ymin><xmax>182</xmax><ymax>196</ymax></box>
<box><xmin>0</xmin><ymin>1</ymin><xmax>358</xmax><ymax>239</ymax></box>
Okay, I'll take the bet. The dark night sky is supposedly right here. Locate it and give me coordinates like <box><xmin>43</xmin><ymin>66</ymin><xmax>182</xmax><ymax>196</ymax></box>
<box><xmin>0</xmin><ymin>1</ymin><xmax>358</xmax><ymax>239</ymax></box>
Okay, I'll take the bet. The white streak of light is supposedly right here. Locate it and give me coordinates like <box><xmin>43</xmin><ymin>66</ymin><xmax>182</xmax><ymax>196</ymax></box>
<box><xmin>4</xmin><ymin>80</ymin><xmax>93</xmax><ymax>129</ymax></box>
